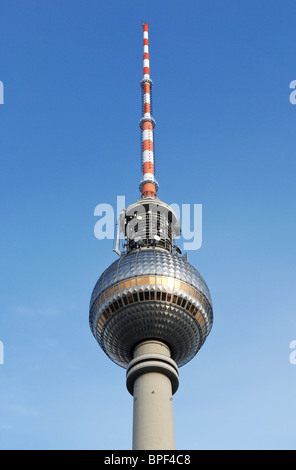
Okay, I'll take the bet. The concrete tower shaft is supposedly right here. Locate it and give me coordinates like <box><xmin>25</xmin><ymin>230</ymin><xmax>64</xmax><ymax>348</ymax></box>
<box><xmin>127</xmin><ymin>341</ymin><xmax>178</xmax><ymax>450</ymax></box>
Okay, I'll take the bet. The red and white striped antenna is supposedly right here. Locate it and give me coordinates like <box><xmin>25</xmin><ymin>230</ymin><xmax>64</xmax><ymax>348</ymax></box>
<box><xmin>139</xmin><ymin>23</ymin><xmax>159</xmax><ymax>199</ymax></box>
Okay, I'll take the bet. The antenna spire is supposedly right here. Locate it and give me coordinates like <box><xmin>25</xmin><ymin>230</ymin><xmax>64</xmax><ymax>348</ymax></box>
<box><xmin>139</xmin><ymin>23</ymin><xmax>158</xmax><ymax>199</ymax></box>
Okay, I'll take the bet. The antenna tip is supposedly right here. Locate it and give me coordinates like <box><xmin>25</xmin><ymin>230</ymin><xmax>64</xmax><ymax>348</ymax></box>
<box><xmin>142</xmin><ymin>22</ymin><xmax>149</xmax><ymax>31</ymax></box>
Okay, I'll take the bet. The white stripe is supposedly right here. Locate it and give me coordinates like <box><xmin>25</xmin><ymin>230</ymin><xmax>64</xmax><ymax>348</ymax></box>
<box><xmin>142</xmin><ymin>150</ymin><xmax>154</xmax><ymax>163</ymax></box>
<box><xmin>144</xmin><ymin>74</ymin><xmax>150</xmax><ymax>79</ymax></box>
<box><xmin>143</xmin><ymin>173</ymin><xmax>154</xmax><ymax>180</ymax></box>
<box><xmin>143</xmin><ymin>59</ymin><xmax>150</xmax><ymax>68</ymax></box>
<box><xmin>143</xmin><ymin>31</ymin><xmax>148</xmax><ymax>40</ymax></box>
<box><xmin>143</xmin><ymin>93</ymin><xmax>150</xmax><ymax>104</ymax></box>
<box><xmin>144</xmin><ymin>45</ymin><xmax>149</xmax><ymax>53</ymax></box>
<box><xmin>142</xmin><ymin>129</ymin><xmax>153</xmax><ymax>141</ymax></box>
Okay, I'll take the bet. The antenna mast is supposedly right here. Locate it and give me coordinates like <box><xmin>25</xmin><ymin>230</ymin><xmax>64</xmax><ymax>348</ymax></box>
<box><xmin>139</xmin><ymin>23</ymin><xmax>158</xmax><ymax>199</ymax></box>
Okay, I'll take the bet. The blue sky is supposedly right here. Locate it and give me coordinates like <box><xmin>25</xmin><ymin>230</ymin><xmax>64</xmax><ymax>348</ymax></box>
<box><xmin>0</xmin><ymin>0</ymin><xmax>296</xmax><ymax>450</ymax></box>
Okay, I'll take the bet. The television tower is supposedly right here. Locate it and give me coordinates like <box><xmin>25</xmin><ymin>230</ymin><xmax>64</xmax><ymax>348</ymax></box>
<box><xmin>89</xmin><ymin>23</ymin><xmax>213</xmax><ymax>450</ymax></box>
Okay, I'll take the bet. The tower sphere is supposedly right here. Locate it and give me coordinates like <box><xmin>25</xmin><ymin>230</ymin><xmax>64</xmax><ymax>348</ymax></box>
<box><xmin>89</xmin><ymin>199</ymin><xmax>213</xmax><ymax>368</ymax></box>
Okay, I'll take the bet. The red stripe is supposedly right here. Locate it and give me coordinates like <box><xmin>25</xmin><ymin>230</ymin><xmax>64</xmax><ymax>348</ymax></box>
<box><xmin>143</xmin><ymin>83</ymin><xmax>150</xmax><ymax>95</ymax></box>
<box><xmin>143</xmin><ymin>24</ymin><xmax>149</xmax><ymax>32</ymax></box>
<box><xmin>144</xmin><ymin>67</ymin><xmax>150</xmax><ymax>75</ymax></box>
<box><xmin>143</xmin><ymin>52</ymin><xmax>149</xmax><ymax>60</ymax></box>
<box><xmin>142</xmin><ymin>139</ymin><xmax>153</xmax><ymax>152</ymax></box>
<box><xmin>142</xmin><ymin>121</ymin><xmax>153</xmax><ymax>131</ymax></box>
<box><xmin>144</xmin><ymin>102</ymin><xmax>150</xmax><ymax>114</ymax></box>
<box><xmin>144</xmin><ymin>38</ymin><xmax>148</xmax><ymax>46</ymax></box>
<box><xmin>142</xmin><ymin>183</ymin><xmax>155</xmax><ymax>198</ymax></box>
<box><xmin>143</xmin><ymin>162</ymin><xmax>154</xmax><ymax>174</ymax></box>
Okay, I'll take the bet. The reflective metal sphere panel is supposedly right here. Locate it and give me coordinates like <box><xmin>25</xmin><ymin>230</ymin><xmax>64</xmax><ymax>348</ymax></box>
<box><xmin>89</xmin><ymin>249</ymin><xmax>213</xmax><ymax>368</ymax></box>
